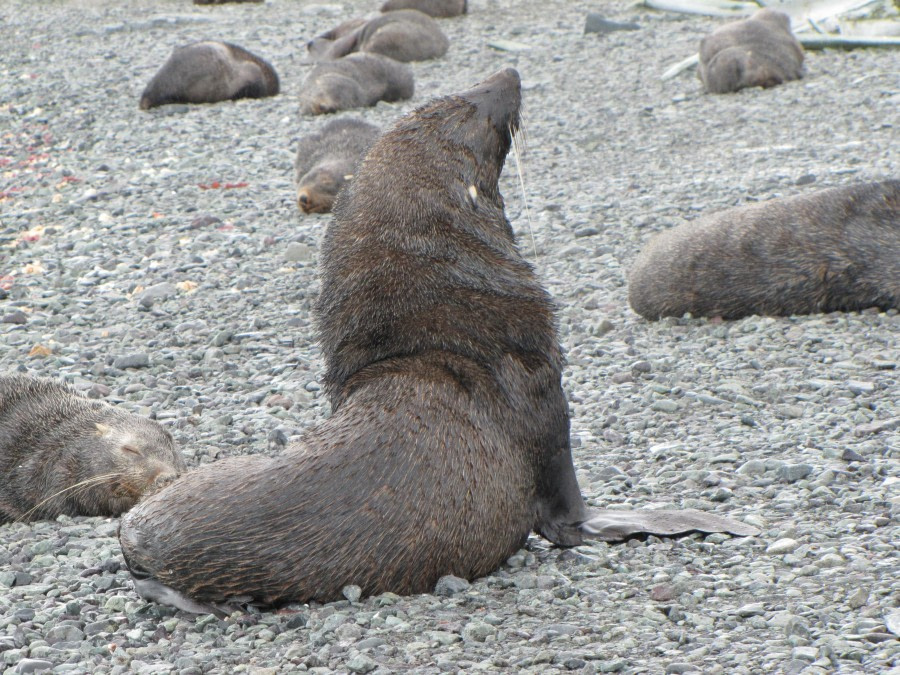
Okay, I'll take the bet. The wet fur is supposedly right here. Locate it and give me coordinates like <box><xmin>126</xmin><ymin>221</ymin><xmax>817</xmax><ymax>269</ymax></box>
<box><xmin>628</xmin><ymin>181</ymin><xmax>900</xmax><ymax>320</ymax></box>
<box><xmin>298</xmin><ymin>53</ymin><xmax>414</xmax><ymax>116</ymax></box>
<box><xmin>139</xmin><ymin>41</ymin><xmax>279</xmax><ymax>110</ymax></box>
<box><xmin>119</xmin><ymin>69</ymin><xmax>590</xmax><ymax>609</ymax></box>
<box><xmin>312</xmin><ymin>10</ymin><xmax>449</xmax><ymax>62</ymax></box>
<box><xmin>0</xmin><ymin>375</ymin><xmax>185</xmax><ymax>523</ymax></box>
<box><xmin>294</xmin><ymin>118</ymin><xmax>381</xmax><ymax>214</ymax></box>
<box><xmin>699</xmin><ymin>9</ymin><xmax>804</xmax><ymax>94</ymax></box>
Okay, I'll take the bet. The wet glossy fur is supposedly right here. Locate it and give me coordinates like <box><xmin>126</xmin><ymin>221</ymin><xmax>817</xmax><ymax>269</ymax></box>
<box><xmin>294</xmin><ymin>118</ymin><xmax>381</xmax><ymax>214</ymax></box>
<box><xmin>628</xmin><ymin>181</ymin><xmax>900</xmax><ymax>320</ymax></box>
<box><xmin>0</xmin><ymin>375</ymin><xmax>185</xmax><ymax>523</ymax></box>
<box><xmin>699</xmin><ymin>9</ymin><xmax>804</xmax><ymax>94</ymax></box>
<box><xmin>139</xmin><ymin>41</ymin><xmax>278</xmax><ymax>110</ymax></box>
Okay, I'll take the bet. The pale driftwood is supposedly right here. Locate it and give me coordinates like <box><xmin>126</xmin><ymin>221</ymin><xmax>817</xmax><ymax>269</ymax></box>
<box><xmin>798</xmin><ymin>33</ymin><xmax>900</xmax><ymax>47</ymax></box>
<box><xmin>635</xmin><ymin>0</ymin><xmax>761</xmax><ymax>16</ymax></box>
<box><xmin>661</xmin><ymin>53</ymin><xmax>700</xmax><ymax>80</ymax></box>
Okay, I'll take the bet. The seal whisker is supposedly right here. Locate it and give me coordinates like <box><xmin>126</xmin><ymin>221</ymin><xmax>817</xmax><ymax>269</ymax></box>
<box><xmin>509</xmin><ymin>120</ymin><xmax>536</xmax><ymax>258</ymax></box>
<box><xmin>16</xmin><ymin>472</ymin><xmax>125</xmax><ymax>523</ymax></box>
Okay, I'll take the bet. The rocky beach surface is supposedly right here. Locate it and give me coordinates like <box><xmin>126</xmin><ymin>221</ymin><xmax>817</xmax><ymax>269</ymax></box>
<box><xmin>1</xmin><ymin>0</ymin><xmax>897</xmax><ymax>673</ymax></box>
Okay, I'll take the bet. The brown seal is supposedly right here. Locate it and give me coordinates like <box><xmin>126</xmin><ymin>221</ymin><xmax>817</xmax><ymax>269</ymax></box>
<box><xmin>295</xmin><ymin>118</ymin><xmax>380</xmax><ymax>214</ymax></box>
<box><xmin>628</xmin><ymin>180</ymin><xmax>900</xmax><ymax>320</ymax></box>
<box><xmin>0</xmin><ymin>375</ymin><xmax>186</xmax><ymax>523</ymax></box>
<box><xmin>698</xmin><ymin>8</ymin><xmax>804</xmax><ymax>94</ymax></box>
<box><xmin>307</xmin><ymin>17</ymin><xmax>368</xmax><ymax>60</ymax></box>
<box><xmin>193</xmin><ymin>0</ymin><xmax>262</xmax><ymax>4</ymax></box>
<box><xmin>298</xmin><ymin>52</ymin><xmax>414</xmax><ymax>116</ymax></box>
<box><xmin>139</xmin><ymin>41</ymin><xmax>279</xmax><ymax>110</ymax></box>
<box><xmin>381</xmin><ymin>0</ymin><xmax>467</xmax><ymax>18</ymax></box>
<box><xmin>118</xmin><ymin>69</ymin><xmax>758</xmax><ymax>615</ymax></box>
<box><xmin>310</xmin><ymin>9</ymin><xmax>449</xmax><ymax>62</ymax></box>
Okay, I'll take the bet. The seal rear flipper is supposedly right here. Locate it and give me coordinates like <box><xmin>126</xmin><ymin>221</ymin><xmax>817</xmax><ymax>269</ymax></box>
<box><xmin>579</xmin><ymin>508</ymin><xmax>760</xmax><ymax>542</ymax></box>
<box><xmin>130</xmin><ymin>575</ymin><xmax>229</xmax><ymax>619</ymax></box>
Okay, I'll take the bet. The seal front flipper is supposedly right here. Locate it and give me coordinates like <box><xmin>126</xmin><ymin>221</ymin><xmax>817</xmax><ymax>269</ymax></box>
<box><xmin>579</xmin><ymin>508</ymin><xmax>760</xmax><ymax>542</ymax></box>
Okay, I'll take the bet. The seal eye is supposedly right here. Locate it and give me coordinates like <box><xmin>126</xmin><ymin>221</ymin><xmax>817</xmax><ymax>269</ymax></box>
<box><xmin>122</xmin><ymin>445</ymin><xmax>142</xmax><ymax>457</ymax></box>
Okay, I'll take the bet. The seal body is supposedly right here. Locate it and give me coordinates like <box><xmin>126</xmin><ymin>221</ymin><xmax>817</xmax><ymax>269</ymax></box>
<box><xmin>0</xmin><ymin>375</ymin><xmax>185</xmax><ymax>523</ymax></box>
<box><xmin>298</xmin><ymin>53</ymin><xmax>414</xmax><ymax>115</ymax></box>
<box><xmin>381</xmin><ymin>0</ymin><xmax>467</xmax><ymax>18</ymax></box>
<box><xmin>294</xmin><ymin>118</ymin><xmax>381</xmax><ymax>214</ymax></box>
<box><xmin>628</xmin><ymin>181</ymin><xmax>900</xmax><ymax>320</ymax></box>
<box><xmin>139</xmin><ymin>41</ymin><xmax>279</xmax><ymax>110</ymax></box>
<box><xmin>312</xmin><ymin>9</ymin><xmax>449</xmax><ymax>62</ymax></box>
<box><xmin>698</xmin><ymin>9</ymin><xmax>804</xmax><ymax>94</ymax></box>
<box><xmin>119</xmin><ymin>69</ymin><xmax>594</xmax><ymax>611</ymax></box>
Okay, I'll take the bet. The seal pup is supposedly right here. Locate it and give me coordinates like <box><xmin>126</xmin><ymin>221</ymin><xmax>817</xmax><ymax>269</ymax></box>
<box><xmin>295</xmin><ymin>118</ymin><xmax>381</xmax><ymax>214</ymax></box>
<box><xmin>699</xmin><ymin>8</ymin><xmax>804</xmax><ymax>94</ymax></box>
<box><xmin>0</xmin><ymin>375</ymin><xmax>186</xmax><ymax>523</ymax></box>
<box><xmin>139</xmin><ymin>41</ymin><xmax>279</xmax><ymax>110</ymax></box>
<box><xmin>311</xmin><ymin>9</ymin><xmax>449</xmax><ymax>62</ymax></box>
<box><xmin>381</xmin><ymin>0</ymin><xmax>467</xmax><ymax>18</ymax></box>
<box><xmin>307</xmin><ymin>17</ymin><xmax>368</xmax><ymax>60</ymax></box>
<box><xmin>298</xmin><ymin>53</ymin><xmax>414</xmax><ymax>115</ymax></box>
<box><xmin>628</xmin><ymin>180</ymin><xmax>899</xmax><ymax>320</ymax></box>
<box><xmin>119</xmin><ymin>69</ymin><xmax>758</xmax><ymax>615</ymax></box>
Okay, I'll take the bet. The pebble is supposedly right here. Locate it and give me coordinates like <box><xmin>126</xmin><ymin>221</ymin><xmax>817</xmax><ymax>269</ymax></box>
<box><xmin>766</xmin><ymin>539</ymin><xmax>800</xmax><ymax>555</ymax></box>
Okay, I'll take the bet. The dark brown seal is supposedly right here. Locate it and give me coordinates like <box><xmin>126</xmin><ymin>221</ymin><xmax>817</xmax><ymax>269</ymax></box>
<box><xmin>118</xmin><ymin>69</ymin><xmax>758</xmax><ymax>615</ymax></box>
<box><xmin>699</xmin><ymin>8</ymin><xmax>804</xmax><ymax>94</ymax></box>
<box><xmin>381</xmin><ymin>0</ymin><xmax>467</xmax><ymax>18</ymax></box>
<box><xmin>310</xmin><ymin>9</ymin><xmax>449</xmax><ymax>62</ymax></box>
<box><xmin>0</xmin><ymin>375</ymin><xmax>186</xmax><ymax>523</ymax></box>
<box><xmin>295</xmin><ymin>118</ymin><xmax>380</xmax><ymax>214</ymax></box>
<box><xmin>628</xmin><ymin>180</ymin><xmax>900</xmax><ymax>320</ymax></box>
<box><xmin>139</xmin><ymin>41</ymin><xmax>279</xmax><ymax>110</ymax></box>
<box><xmin>298</xmin><ymin>52</ymin><xmax>414</xmax><ymax>116</ymax></box>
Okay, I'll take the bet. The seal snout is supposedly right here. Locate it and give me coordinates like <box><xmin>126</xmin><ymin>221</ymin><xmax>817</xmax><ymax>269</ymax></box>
<box><xmin>461</xmin><ymin>68</ymin><xmax>521</xmax><ymax>127</ymax></box>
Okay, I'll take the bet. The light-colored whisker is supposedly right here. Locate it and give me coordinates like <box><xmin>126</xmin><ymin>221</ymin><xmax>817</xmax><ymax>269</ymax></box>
<box><xmin>509</xmin><ymin>119</ymin><xmax>536</xmax><ymax>258</ymax></box>
<box><xmin>17</xmin><ymin>472</ymin><xmax>123</xmax><ymax>523</ymax></box>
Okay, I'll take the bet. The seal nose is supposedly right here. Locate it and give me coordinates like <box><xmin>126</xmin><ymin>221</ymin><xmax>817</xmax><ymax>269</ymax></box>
<box><xmin>298</xmin><ymin>190</ymin><xmax>311</xmax><ymax>212</ymax></box>
<box><xmin>460</xmin><ymin>68</ymin><xmax>521</xmax><ymax>124</ymax></box>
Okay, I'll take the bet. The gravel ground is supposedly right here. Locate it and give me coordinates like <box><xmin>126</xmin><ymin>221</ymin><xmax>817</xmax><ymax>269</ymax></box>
<box><xmin>1</xmin><ymin>0</ymin><xmax>898</xmax><ymax>673</ymax></box>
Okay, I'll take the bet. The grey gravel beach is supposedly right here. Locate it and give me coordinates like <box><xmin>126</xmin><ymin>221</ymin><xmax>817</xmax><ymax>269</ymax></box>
<box><xmin>1</xmin><ymin>0</ymin><xmax>898</xmax><ymax>673</ymax></box>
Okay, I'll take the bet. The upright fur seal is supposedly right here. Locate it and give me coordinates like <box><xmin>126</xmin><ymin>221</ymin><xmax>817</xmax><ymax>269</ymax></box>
<box><xmin>0</xmin><ymin>375</ymin><xmax>186</xmax><ymax>523</ymax></box>
<box><xmin>139</xmin><ymin>41</ymin><xmax>279</xmax><ymax>110</ymax></box>
<box><xmin>628</xmin><ymin>181</ymin><xmax>900</xmax><ymax>320</ymax></box>
<box><xmin>699</xmin><ymin>8</ymin><xmax>804</xmax><ymax>94</ymax></box>
<box><xmin>295</xmin><ymin>118</ymin><xmax>381</xmax><ymax>214</ymax></box>
<box><xmin>311</xmin><ymin>10</ymin><xmax>449</xmax><ymax>62</ymax></box>
<box><xmin>119</xmin><ymin>69</ymin><xmax>757</xmax><ymax>615</ymax></box>
<box><xmin>298</xmin><ymin>53</ymin><xmax>414</xmax><ymax>115</ymax></box>
<box><xmin>381</xmin><ymin>0</ymin><xmax>467</xmax><ymax>18</ymax></box>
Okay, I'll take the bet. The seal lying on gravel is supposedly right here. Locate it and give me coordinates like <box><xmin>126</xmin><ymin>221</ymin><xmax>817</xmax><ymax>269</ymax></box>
<box><xmin>119</xmin><ymin>69</ymin><xmax>758</xmax><ymax>615</ymax></box>
<box><xmin>381</xmin><ymin>0</ymin><xmax>467</xmax><ymax>18</ymax></box>
<box><xmin>298</xmin><ymin>53</ymin><xmax>414</xmax><ymax>115</ymax></box>
<box><xmin>0</xmin><ymin>375</ymin><xmax>186</xmax><ymax>523</ymax></box>
<box><xmin>311</xmin><ymin>9</ymin><xmax>449</xmax><ymax>62</ymax></box>
<box><xmin>307</xmin><ymin>17</ymin><xmax>368</xmax><ymax>59</ymax></box>
<box><xmin>699</xmin><ymin>8</ymin><xmax>804</xmax><ymax>94</ymax></box>
<box><xmin>628</xmin><ymin>180</ymin><xmax>900</xmax><ymax>320</ymax></box>
<box><xmin>139</xmin><ymin>41</ymin><xmax>279</xmax><ymax>110</ymax></box>
<box><xmin>295</xmin><ymin>118</ymin><xmax>381</xmax><ymax>214</ymax></box>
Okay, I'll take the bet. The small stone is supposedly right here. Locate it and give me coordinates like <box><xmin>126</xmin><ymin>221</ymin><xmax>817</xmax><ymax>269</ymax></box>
<box><xmin>766</xmin><ymin>538</ymin><xmax>799</xmax><ymax>554</ymax></box>
<box><xmin>795</xmin><ymin>173</ymin><xmax>816</xmax><ymax>185</ymax></box>
<box><xmin>665</xmin><ymin>664</ymin><xmax>699</xmax><ymax>674</ymax></box>
<box><xmin>462</xmin><ymin>621</ymin><xmax>496</xmax><ymax>643</ymax></box>
<box><xmin>610</xmin><ymin>372</ymin><xmax>633</xmax><ymax>384</ymax></box>
<box><xmin>284</xmin><ymin>243</ymin><xmax>312</xmax><ymax>263</ymax></box>
<box><xmin>736</xmin><ymin>602</ymin><xmax>765</xmax><ymax>617</ymax></box>
<box><xmin>138</xmin><ymin>282</ymin><xmax>176</xmax><ymax>306</ymax></box>
<box><xmin>847</xmin><ymin>380</ymin><xmax>875</xmax><ymax>395</ymax></box>
<box><xmin>113</xmin><ymin>353</ymin><xmax>150</xmax><ymax>369</ymax></box>
<box><xmin>791</xmin><ymin>646</ymin><xmax>818</xmax><ymax>661</ymax></box>
<box><xmin>841</xmin><ymin>448</ymin><xmax>864</xmax><ymax>462</ymax></box>
<box><xmin>13</xmin><ymin>659</ymin><xmax>54</xmax><ymax>674</ymax></box>
<box><xmin>854</xmin><ymin>418</ymin><xmax>899</xmax><ymax>435</ymax></box>
<box><xmin>651</xmin><ymin>399</ymin><xmax>679</xmax><ymax>413</ymax></box>
<box><xmin>847</xmin><ymin>588</ymin><xmax>869</xmax><ymax>609</ymax></box>
<box><xmin>2</xmin><ymin>311</ymin><xmax>27</xmax><ymax>324</ymax></box>
<box><xmin>434</xmin><ymin>575</ymin><xmax>470</xmax><ymax>596</ymax></box>
<box><xmin>346</xmin><ymin>654</ymin><xmax>377</xmax><ymax>674</ymax></box>
<box><xmin>737</xmin><ymin>459</ymin><xmax>766</xmax><ymax>476</ymax></box>
<box><xmin>631</xmin><ymin>360</ymin><xmax>652</xmax><ymax>374</ymax></box>
<box><xmin>885</xmin><ymin>609</ymin><xmax>900</xmax><ymax>636</ymax></box>
<box><xmin>816</xmin><ymin>553</ymin><xmax>844</xmax><ymax>568</ymax></box>
<box><xmin>778</xmin><ymin>463</ymin><xmax>813</xmax><ymax>483</ymax></box>
<box><xmin>650</xmin><ymin>584</ymin><xmax>677</xmax><ymax>602</ymax></box>
<box><xmin>584</xmin><ymin>13</ymin><xmax>641</xmax><ymax>35</ymax></box>
<box><xmin>342</xmin><ymin>585</ymin><xmax>362</xmax><ymax>603</ymax></box>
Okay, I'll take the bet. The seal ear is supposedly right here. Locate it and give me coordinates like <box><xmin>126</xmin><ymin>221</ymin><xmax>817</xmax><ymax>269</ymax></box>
<box><xmin>579</xmin><ymin>508</ymin><xmax>760</xmax><ymax>542</ymax></box>
<box><xmin>95</xmin><ymin>423</ymin><xmax>111</xmax><ymax>436</ymax></box>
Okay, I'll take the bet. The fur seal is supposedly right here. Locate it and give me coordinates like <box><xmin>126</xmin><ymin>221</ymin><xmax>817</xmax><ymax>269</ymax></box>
<box><xmin>0</xmin><ymin>375</ymin><xmax>186</xmax><ymax>523</ymax></box>
<box><xmin>381</xmin><ymin>0</ymin><xmax>468</xmax><ymax>18</ymax></box>
<box><xmin>298</xmin><ymin>52</ymin><xmax>414</xmax><ymax>116</ymax></box>
<box><xmin>311</xmin><ymin>9</ymin><xmax>449</xmax><ymax>62</ymax></box>
<box><xmin>193</xmin><ymin>0</ymin><xmax>262</xmax><ymax>4</ymax></box>
<box><xmin>295</xmin><ymin>118</ymin><xmax>381</xmax><ymax>214</ymax></box>
<box><xmin>139</xmin><ymin>41</ymin><xmax>279</xmax><ymax>110</ymax></box>
<box><xmin>307</xmin><ymin>17</ymin><xmax>368</xmax><ymax>60</ymax></box>
<box><xmin>628</xmin><ymin>180</ymin><xmax>900</xmax><ymax>320</ymax></box>
<box><xmin>699</xmin><ymin>8</ymin><xmax>804</xmax><ymax>94</ymax></box>
<box><xmin>118</xmin><ymin>69</ymin><xmax>758</xmax><ymax>615</ymax></box>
